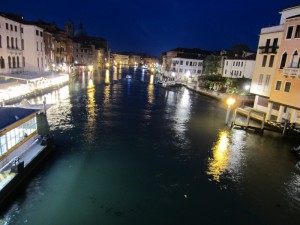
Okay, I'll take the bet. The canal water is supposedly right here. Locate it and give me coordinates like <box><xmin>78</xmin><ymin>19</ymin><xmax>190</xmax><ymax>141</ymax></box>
<box><xmin>1</xmin><ymin>67</ymin><xmax>300</xmax><ymax>225</ymax></box>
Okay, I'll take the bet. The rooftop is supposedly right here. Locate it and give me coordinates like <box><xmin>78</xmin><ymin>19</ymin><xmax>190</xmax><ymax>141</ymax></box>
<box><xmin>0</xmin><ymin>107</ymin><xmax>38</xmax><ymax>131</ymax></box>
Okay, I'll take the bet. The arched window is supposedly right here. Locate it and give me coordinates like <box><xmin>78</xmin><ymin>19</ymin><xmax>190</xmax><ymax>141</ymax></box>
<box><xmin>291</xmin><ymin>51</ymin><xmax>299</xmax><ymax>68</ymax></box>
<box><xmin>17</xmin><ymin>56</ymin><xmax>19</xmax><ymax>68</ymax></box>
<box><xmin>22</xmin><ymin>57</ymin><xmax>25</xmax><ymax>67</ymax></box>
<box><xmin>7</xmin><ymin>36</ymin><xmax>9</xmax><ymax>48</ymax></box>
<box><xmin>15</xmin><ymin>38</ymin><xmax>18</xmax><ymax>49</ymax></box>
<box><xmin>11</xmin><ymin>37</ymin><xmax>14</xmax><ymax>48</ymax></box>
<box><xmin>12</xmin><ymin>57</ymin><xmax>16</xmax><ymax>68</ymax></box>
<box><xmin>8</xmin><ymin>56</ymin><xmax>11</xmax><ymax>68</ymax></box>
<box><xmin>280</xmin><ymin>52</ymin><xmax>287</xmax><ymax>69</ymax></box>
<box><xmin>0</xmin><ymin>57</ymin><xmax>5</xmax><ymax>68</ymax></box>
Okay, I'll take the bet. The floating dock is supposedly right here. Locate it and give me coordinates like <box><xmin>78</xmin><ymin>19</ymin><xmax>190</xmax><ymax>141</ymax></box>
<box><xmin>231</xmin><ymin>107</ymin><xmax>300</xmax><ymax>136</ymax></box>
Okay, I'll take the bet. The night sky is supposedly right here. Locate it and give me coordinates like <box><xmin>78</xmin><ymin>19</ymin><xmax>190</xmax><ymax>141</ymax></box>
<box><xmin>2</xmin><ymin>0</ymin><xmax>300</xmax><ymax>56</ymax></box>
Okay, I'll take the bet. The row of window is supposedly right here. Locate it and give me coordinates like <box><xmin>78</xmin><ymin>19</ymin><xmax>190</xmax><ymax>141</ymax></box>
<box><xmin>258</xmin><ymin>74</ymin><xmax>271</xmax><ymax>87</ymax></box>
<box><xmin>5</xmin><ymin>23</ymin><xmax>22</xmax><ymax>33</ymax></box>
<box><xmin>286</xmin><ymin>25</ymin><xmax>300</xmax><ymax>39</ymax></box>
<box><xmin>0</xmin><ymin>35</ymin><xmax>25</xmax><ymax>50</ymax></box>
<box><xmin>36</xmin><ymin>30</ymin><xmax>43</xmax><ymax>37</ymax></box>
<box><xmin>257</xmin><ymin>74</ymin><xmax>291</xmax><ymax>93</ymax></box>
<box><xmin>279</xmin><ymin>50</ymin><xmax>300</xmax><ymax>69</ymax></box>
<box><xmin>224</xmin><ymin>70</ymin><xmax>243</xmax><ymax>77</ymax></box>
<box><xmin>262</xmin><ymin>55</ymin><xmax>275</xmax><ymax>67</ymax></box>
<box><xmin>173</xmin><ymin>68</ymin><xmax>202</xmax><ymax>74</ymax></box>
<box><xmin>173</xmin><ymin>60</ymin><xmax>202</xmax><ymax>67</ymax></box>
<box><xmin>260</xmin><ymin>50</ymin><xmax>300</xmax><ymax>70</ymax></box>
<box><xmin>226</xmin><ymin>61</ymin><xmax>244</xmax><ymax>67</ymax></box>
<box><xmin>75</xmin><ymin>49</ymin><xmax>92</xmax><ymax>53</ymax></box>
<box><xmin>0</xmin><ymin>56</ymin><xmax>26</xmax><ymax>69</ymax></box>
<box><xmin>275</xmin><ymin>80</ymin><xmax>291</xmax><ymax>92</ymax></box>
<box><xmin>264</xmin><ymin>38</ymin><xmax>279</xmax><ymax>47</ymax></box>
<box><xmin>0</xmin><ymin>117</ymin><xmax>37</xmax><ymax>156</ymax></box>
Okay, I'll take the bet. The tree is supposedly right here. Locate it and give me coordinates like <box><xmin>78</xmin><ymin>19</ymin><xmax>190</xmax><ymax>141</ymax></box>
<box><xmin>231</xmin><ymin>44</ymin><xmax>250</xmax><ymax>55</ymax></box>
<box><xmin>203</xmin><ymin>55</ymin><xmax>222</xmax><ymax>76</ymax></box>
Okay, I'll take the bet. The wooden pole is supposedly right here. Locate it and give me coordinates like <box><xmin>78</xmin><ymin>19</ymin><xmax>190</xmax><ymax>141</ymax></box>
<box><xmin>282</xmin><ymin>120</ymin><xmax>287</xmax><ymax>136</ymax></box>
<box><xmin>261</xmin><ymin>114</ymin><xmax>266</xmax><ymax>134</ymax></box>
<box><xmin>246</xmin><ymin>110</ymin><xmax>251</xmax><ymax>128</ymax></box>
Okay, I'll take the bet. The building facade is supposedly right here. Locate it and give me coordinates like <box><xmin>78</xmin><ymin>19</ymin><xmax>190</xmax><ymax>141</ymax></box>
<box><xmin>23</xmin><ymin>24</ymin><xmax>45</xmax><ymax>72</ymax></box>
<box><xmin>268</xmin><ymin>7</ymin><xmax>300</xmax><ymax>123</ymax></box>
<box><xmin>0</xmin><ymin>14</ymin><xmax>46</xmax><ymax>74</ymax></box>
<box><xmin>222</xmin><ymin>54</ymin><xmax>256</xmax><ymax>79</ymax></box>
<box><xmin>170</xmin><ymin>57</ymin><xmax>203</xmax><ymax>82</ymax></box>
<box><xmin>250</xmin><ymin>5</ymin><xmax>300</xmax><ymax>123</ymax></box>
<box><xmin>0</xmin><ymin>14</ymin><xmax>24</xmax><ymax>74</ymax></box>
<box><xmin>111</xmin><ymin>53</ymin><xmax>129</xmax><ymax>66</ymax></box>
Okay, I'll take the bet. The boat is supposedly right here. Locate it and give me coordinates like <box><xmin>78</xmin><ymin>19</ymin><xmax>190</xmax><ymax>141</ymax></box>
<box><xmin>126</xmin><ymin>75</ymin><xmax>132</xmax><ymax>79</ymax></box>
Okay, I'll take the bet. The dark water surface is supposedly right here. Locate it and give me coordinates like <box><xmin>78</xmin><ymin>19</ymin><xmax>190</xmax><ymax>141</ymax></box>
<box><xmin>1</xmin><ymin>68</ymin><xmax>300</xmax><ymax>225</ymax></box>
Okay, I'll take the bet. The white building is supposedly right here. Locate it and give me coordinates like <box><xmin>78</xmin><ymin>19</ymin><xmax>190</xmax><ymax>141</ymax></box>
<box><xmin>0</xmin><ymin>14</ymin><xmax>24</xmax><ymax>74</ymax></box>
<box><xmin>22</xmin><ymin>24</ymin><xmax>45</xmax><ymax>72</ymax></box>
<box><xmin>169</xmin><ymin>57</ymin><xmax>203</xmax><ymax>81</ymax></box>
<box><xmin>222</xmin><ymin>54</ymin><xmax>256</xmax><ymax>79</ymax></box>
<box><xmin>0</xmin><ymin>13</ymin><xmax>45</xmax><ymax>74</ymax></box>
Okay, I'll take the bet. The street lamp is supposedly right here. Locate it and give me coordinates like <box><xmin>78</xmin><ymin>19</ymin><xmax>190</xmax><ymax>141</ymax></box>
<box><xmin>226</xmin><ymin>97</ymin><xmax>236</xmax><ymax>125</ymax></box>
<box><xmin>244</xmin><ymin>84</ymin><xmax>250</xmax><ymax>92</ymax></box>
<box><xmin>243</xmin><ymin>84</ymin><xmax>250</xmax><ymax>108</ymax></box>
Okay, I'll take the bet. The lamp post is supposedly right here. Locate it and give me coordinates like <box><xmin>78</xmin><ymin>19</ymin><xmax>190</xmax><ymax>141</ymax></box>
<box><xmin>226</xmin><ymin>97</ymin><xmax>236</xmax><ymax>125</ymax></box>
<box><xmin>243</xmin><ymin>84</ymin><xmax>250</xmax><ymax>108</ymax></box>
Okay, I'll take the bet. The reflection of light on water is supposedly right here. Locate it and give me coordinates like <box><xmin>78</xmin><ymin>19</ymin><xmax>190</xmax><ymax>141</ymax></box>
<box><xmin>104</xmin><ymin>83</ymin><xmax>111</xmax><ymax>105</ymax></box>
<box><xmin>148</xmin><ymin>83</ymin><xmax>154</xmax><ymax>104</ymax></box>
<box><xmin>174</xmin><ymin>89</ymin><xmax>191</xmax><ymax>138</ymax></box>
<box><xmin>207</xmin><ymin>130</ymin><xmax>230</xmax><ymax>182</ymax></box>
<box><xmin>284</xmin><ymin>163</ymin><xmax>300</xmax><ymax>209</ymax></box>
<box><xmin>81</xmin><ymin>71</ymin><xmax>85</xmax><ymax>87</ymax></box>
<box><xmin>105</xmin><ymin>69</ymin><xmax>110</xmax><ymax>84</ymax></box>
<box><xmin>85</xmin><ymin>79</ymin><xmax>96</xmax><ymax>143</ymax></box>
<box><xmin>88</xmin><ymin>78</ymin><xmax>94</xmax><ymax>88</ymax></box>
<box><xmin>164</xmin><ymin>89</ymin><xmax>191</xmax><ymax>149</ymax></box>
<box><xmin>207</xmin><ymin>129</ymin><xmax>245</xmax><ymax>183</ymax></box>
<box><xmin>141</xmin><ymin>69</ymin><xmax>145</xmax><ymax>81</ymax></box>
<box><xmin>150</xmin><ymin>75</ymin><xmax>154</xmax><ymax>84</ymax></box>
<box><xmin>113</xmin><ymin>68</ymin><xmax>117</xmax><ymax>80</ymax></box>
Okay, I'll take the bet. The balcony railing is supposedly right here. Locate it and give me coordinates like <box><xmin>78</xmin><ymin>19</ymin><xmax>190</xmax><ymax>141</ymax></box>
<box><xmin>283</xmin><ymin>67</ymin><xmax>300</xmax><ymax>78</ymax></box>
<box><xmin>258</xmin><ymin>46</ymin><xmax>279</xmax><ymax>54</ymax></box>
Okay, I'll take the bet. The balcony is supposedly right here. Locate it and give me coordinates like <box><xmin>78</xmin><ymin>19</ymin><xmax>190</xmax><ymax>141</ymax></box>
<box><xmin>283</xmin><ymin>67</ymin><xmax>300</xmax><ymax>78</ymax></box>
<box><xmin>258</xmin><ymin>46</ymin><xmax>279</xmax><ymax>54</ymax></box>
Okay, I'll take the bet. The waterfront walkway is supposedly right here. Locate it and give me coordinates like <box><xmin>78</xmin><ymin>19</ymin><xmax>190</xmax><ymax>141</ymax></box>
<box><xmin>179</xmin><ymin>82</ymin><xmax>254</xmax><ymax>105</ymax></box>
<box><xmin>0</xmin><ymin>71</ymin><xmax>70</xmax><ymax>106</ymax></box>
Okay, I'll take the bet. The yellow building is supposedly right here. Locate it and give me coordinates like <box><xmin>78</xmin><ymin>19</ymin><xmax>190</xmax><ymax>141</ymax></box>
<box><xmin>269</xmin><ymin>8</ymin><xmax>300</xmax><ymax>123</ymax></box>
<box><xmin>250</xmin><ymin>5</ymin><xmax>300</xmax><ymax>123</ymax></box>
